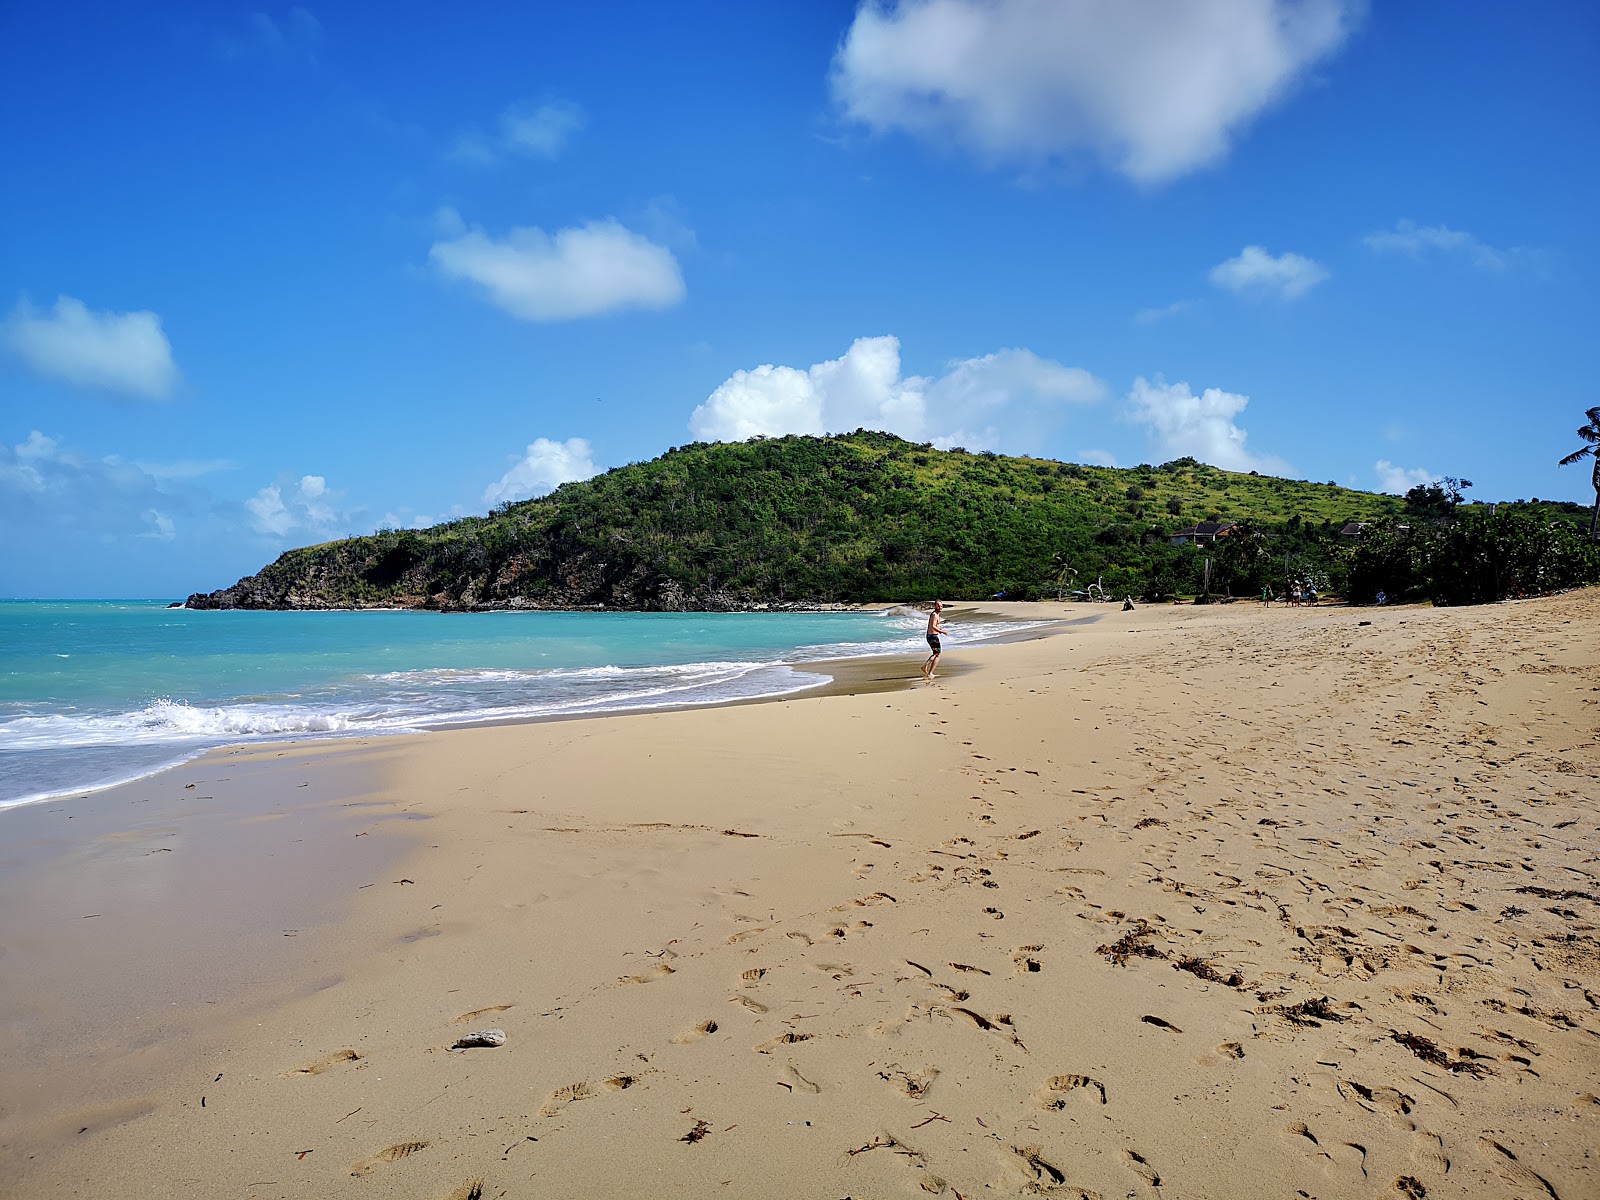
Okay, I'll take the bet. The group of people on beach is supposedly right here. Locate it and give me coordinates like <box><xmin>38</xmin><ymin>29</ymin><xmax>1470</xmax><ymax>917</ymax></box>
<box><xmin>1261</xmin><ymin>578</ymin><xmax>1319</xmax><ymax>607</ymax></box>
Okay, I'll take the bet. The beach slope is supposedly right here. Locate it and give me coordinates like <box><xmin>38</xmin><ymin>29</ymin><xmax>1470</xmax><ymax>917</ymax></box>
<box><xmin>6</xmin><ymin>591</ymin><xmax>1597</xmax><ymax>1199</ymax></box>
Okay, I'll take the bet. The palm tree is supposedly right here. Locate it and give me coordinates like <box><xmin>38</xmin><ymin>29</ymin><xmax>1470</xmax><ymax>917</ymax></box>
<box><xmin>1051</xmin><ymin>553</ymin><xmax>1076</xmax><ymax>600</ymax></box>
<box><xmin>1559</xmin><ymin>406</ymin><xmax>1600</xmax><ymax>538</ymax></box>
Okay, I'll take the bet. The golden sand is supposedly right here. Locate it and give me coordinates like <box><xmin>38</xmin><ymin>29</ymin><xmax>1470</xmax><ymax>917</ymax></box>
<box><xmin>2</xmin><ymin>590</ymin><xmax>1596</xmax><ymax>1198</ymax></box>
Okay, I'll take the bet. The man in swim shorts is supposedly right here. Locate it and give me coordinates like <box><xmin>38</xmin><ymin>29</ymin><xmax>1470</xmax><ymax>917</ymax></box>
<box><xmin>923</xmin><ymin>601</ymin><xmax>949</xmax><ymax>680</ymax></box>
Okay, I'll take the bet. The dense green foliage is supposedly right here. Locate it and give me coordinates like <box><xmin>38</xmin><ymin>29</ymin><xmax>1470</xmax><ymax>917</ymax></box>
<box><xmin>185</xmin><ymin>432</ymin><xmax>1595</xmax><ymax>611</ymax></box>
<box><xmin>1347</xmin><ymin>506</ymin><xmax>1600</xmax><ymax>606</ymax></box>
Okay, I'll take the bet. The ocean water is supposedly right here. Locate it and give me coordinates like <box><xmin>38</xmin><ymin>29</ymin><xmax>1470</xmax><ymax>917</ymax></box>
<box><xmin>0</xmin><ymin>600</ymin><xmax>1048</xmax><ymax>809</ymax></box>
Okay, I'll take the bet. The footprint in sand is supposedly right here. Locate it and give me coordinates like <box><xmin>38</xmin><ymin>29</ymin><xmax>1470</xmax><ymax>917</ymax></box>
<box><xmin>780</xmin><ymin>1059</ymin><xmax>821</xmax><ymax>1094</ymax></box>
<box><xmin>290</xmin><ymin>1049</ymin><xmax>360</xmax><ymax>1076</ymax></box>
<box><xmin>1009</xmin><ymin>1144</ymin><xmax>1068</xmax><ymax>1188</ymax></box>
<box><xmin>539</xmin><ymin>1081</ymin><xmax>596</xmax><ymax>1117</ymax></box>
<box><xmin>1122</xmin><ymin>1148</ymin><xmax>1161</xmax><ymax>1188</ymax></box>
<box><xmin>755</xmin><ymin>1031</ymin><xmax>813</xmax><ymax>1054</ymax></box>
<box><xmin>350</xmin><ymin>1140</ymin><xmax>428</xmax><ymax>1177</ymax></box>
<box><xmin>620</xmin><ymin>962</ymin><xmax>676</xmax><ymax>985</ymax></box>
<box><xmin>879</xmin><ymin>1065</ymin><xmax>940</xmax><ymax>1100</ymax></box>
<box><xmin>870</xmin><ymin>1002</ymin><xmax>933</xmax><ymax>1039</ymax></box>
<box><xmin>1035</xmin><ymin>1074</ymin><xmax>1107</xmax><ymax>1108</ymax></box>
<box><xmin>452</xmin><ymin>1004</ymin><xmax>513</xmax><ymax>1025</ymax></box>
<box><xmin>670</xmin><ymin>1020</ymin><xmax>719</xmax><ymax>1044</ymax></box>
<box><xmin>1410</xmin><ymin>1128</ymin><xmax>1450</xmax><ymax>1175</ymax></box>
<box><xmin>603</xmin><ymin>1074</ymin><xmax>637</xmax><ymax>1091</ymax></box>
<box><xmin>741</xmin><ymin>967</ymin><xmax>767</xmax><ymax>984</ymax></box>
<box><xmin>1337</xmin><ymin>1079</ymin><xmax>1413</xmax><ymax>1117</ymax></box>
<box><xmin>1014</xmin><ymin>951</ymin><xmax>1042</xmax><ymax>974</ymax></box>
<box><xmin>730</xmin><ymin>993</ymin><xmax>769</xmax><ymax>1014</ymax></box>
<box><xmin>1475</xmin><ymin>1137</ymin><xmax>1558</xmax><ymax>1199</ymax></box>
<box><xmin>446</xmin><ymin>1182</ymin><xmax>485</xmax><ymax>1200</ymax></box>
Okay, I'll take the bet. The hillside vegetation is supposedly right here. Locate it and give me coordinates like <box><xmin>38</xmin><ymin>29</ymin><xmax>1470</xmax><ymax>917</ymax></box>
<box><xmin>184</xmin><ymin>432</ymin><xmax>1591</xmax><ymax>610</ymax></box>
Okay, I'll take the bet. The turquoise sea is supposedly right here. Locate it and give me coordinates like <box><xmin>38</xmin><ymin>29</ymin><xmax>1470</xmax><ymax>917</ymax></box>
<box><xmin>0</xmin><ymin>600</ymin><xmax>1047</xmax><ymax>808</ymax></box>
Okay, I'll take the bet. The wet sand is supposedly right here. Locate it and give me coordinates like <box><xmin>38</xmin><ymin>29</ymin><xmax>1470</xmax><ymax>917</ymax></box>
<box><xmin>2</xmin><ymin>592</ymin><xmax>1596</xmax><ymax>1199</ymax></box>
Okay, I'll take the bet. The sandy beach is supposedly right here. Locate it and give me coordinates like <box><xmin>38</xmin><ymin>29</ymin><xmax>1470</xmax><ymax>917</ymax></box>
<box><xmin>2</xmin><ymin>591</ymin><xmax>1596</xmax><ymax>1199</ymax></box>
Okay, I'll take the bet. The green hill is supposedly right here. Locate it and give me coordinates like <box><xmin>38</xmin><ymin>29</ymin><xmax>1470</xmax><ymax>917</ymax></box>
<box><xmin>184</xmin><ymin>432</ymin><xmax>1423</xmax><ymax>610</ymax></box>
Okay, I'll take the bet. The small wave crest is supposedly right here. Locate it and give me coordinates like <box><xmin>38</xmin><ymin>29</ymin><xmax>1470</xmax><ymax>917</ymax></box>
<box><xmin>0</xmin><ymin>699</ymin><xmax>368</xmax><ymax>750</ymax></box>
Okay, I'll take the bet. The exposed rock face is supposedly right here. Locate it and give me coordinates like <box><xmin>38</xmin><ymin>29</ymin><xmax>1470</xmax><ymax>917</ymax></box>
<box><xmin>183</xmin><ymin>545</ymin><xmax>844</xmax><ymax>613</ymax></box>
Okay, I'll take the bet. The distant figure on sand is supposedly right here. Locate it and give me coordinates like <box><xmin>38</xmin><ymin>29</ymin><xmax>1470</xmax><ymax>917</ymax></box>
<box><xmin>923</xmin><ymin>601</ymin><xmax>949</xmax><ymax>679</ymax></box>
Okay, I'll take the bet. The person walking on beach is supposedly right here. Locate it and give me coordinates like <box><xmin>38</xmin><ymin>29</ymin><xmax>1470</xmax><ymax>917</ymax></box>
<box><xmin>923</xmin><ymin>601</ymin><xmax>950</xmax><ymax>680</ymax></box>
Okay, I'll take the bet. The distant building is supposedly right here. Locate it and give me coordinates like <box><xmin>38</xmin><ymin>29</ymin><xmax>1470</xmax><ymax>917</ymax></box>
<box><xmin>1340</xmin><ymin>521</ymin><xmax>1409</xmax><ymax>537</ymax></box>
<box><xmin>1169</xmin><ymin>520</ymin><xmax>1236</xmax><ymax>545</ymax></box>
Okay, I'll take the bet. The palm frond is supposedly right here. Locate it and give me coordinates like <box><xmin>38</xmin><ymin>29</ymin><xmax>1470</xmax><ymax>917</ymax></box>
<box><xmin>1559</xmin><ymin>447</ymin><xmax>1595</xmax><ymax>466</ymax></box>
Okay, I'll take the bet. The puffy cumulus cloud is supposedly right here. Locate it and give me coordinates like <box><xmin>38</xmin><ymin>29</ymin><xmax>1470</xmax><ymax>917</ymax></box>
<box><xmin>1126</xmin><ymin>375</ymin><xmax>1289</xmax><ymax>474</ymax></box>
<box><xmin>3</xmin><ymin>296</ymin><xmax>180</xmax><ymax>398</ymax></box>
<box><xmin>1374</xmin><ymin>459</ymin><xmax>1434</xmax><ymax>494</ymax></box>
<box><xmin>246</xmin><ymin>473</ymin><xmax>353</xmax><ymax>539</ymax></box>
<box><xmin>688</xmin><ymin>337</ymin><xmax>1105</xmax><ymax>451</ymax></box>
<box><xmin>1209</xmin><ymin>245</ymin><xmax>1328</xmax><ymax>301</ymax></box>
<box><xmin>453</xmin><ymin>99</ymin><xmax>587</xmax><ymax>164</ymax></box>
<box><xmin>1363</xmin><ymin>220</ymin><xmax>1534</xmax><ymax>272</ymax></box>
<box><xmin>430</xmin><ymin>217</ymin><xmax>685</xmax><ymax>321</ymax></box>
<box><xmin>831</xmin><ymin>0</ymin><xmax>1360</xmax><ymax>184</ymax></box>
<box><xmin>484</xmin><ymin>437</ymin><xmax>599</xmax><ymax>506</ymax></box>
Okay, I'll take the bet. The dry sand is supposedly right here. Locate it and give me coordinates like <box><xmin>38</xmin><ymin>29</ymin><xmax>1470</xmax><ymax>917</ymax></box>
<box><xmin>2</xmin><ymin>590</ymin><xmax>1597</xmax><ymax>1199</ymax></box>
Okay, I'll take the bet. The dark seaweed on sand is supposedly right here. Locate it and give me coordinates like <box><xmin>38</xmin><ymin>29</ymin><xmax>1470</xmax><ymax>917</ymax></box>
<box><xmin>1516</xmin><ymin>885</ymin><xmax>1597</xmax><ymax>902</ymax></box>
<box><xmin>680</xmin><ymin>1119</ymin><xmax>713</xmax><ymax>1144</ymax></box>
<box><xmin>1389</xmin><ymin>1030</ymin><xmax>1492</xmax><ymax>1077</ymax></box>
<box><xmin>1097</xmin><ymin>921</ymin><xmax>1167</xmax><ymax>966</ymax></box>
<box><xmin>1173</xmin><ymin>956</ymin><xmax>1245</xmax><ymax>987</ymax></box>
<box><xmin>1264</xmin><ymin>996</ymin><xmax>1346</xmax><ymax>1027</ymax></box>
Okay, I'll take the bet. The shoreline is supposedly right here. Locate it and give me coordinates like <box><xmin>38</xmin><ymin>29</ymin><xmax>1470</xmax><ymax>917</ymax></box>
<box><xmin>0</xmin><ymin>602</ymin><xmax>1068</xmax><ymax>813</ymax></box>
<box><xmin>4</xmin><ymin>592</ymin><xmax>1593</xmax><ymax>1197</ymax></box>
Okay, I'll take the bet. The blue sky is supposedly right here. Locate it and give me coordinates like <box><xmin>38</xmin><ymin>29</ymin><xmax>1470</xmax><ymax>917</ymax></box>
<box><xmin>2</xmin><ymin>1</ymin><xmax>1596</xmax><ymax>597</ymax></box>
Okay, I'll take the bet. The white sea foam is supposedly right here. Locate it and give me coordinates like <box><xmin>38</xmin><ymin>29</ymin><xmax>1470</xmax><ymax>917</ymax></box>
<box><xmin>0</xmin><ymin>607</ymin><xmax>1075</xmax><ymax>809</ymax></box>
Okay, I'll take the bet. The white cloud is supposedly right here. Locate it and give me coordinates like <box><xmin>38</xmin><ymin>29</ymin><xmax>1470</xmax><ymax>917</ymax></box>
<box><xmin>452</xmin><ymin>99</ymin><xmax>586</xmax><ymax>164</ymax></box>
<box><xmin>689</xmin><ymin>336</ymin><xmax>1104</xmax><ymax>451</ymax></box>
<box><xmin>1079</xmin><ymin>448</ymin><xmax>1118</xmax><ymax>467</ymax></box>
<box><xmin>1209</xmin><ymin>245</ymin><xmax>1328</xmax><ymax>300</ymax></box>
<box><xmin>246</xmin><ymin>473</ymin><xmax>349</xmax><ymax>539</ymax></box>
<box><xmin>484</xmin><ymin>437</ymin><xmax>599</xmax><ymax>505</ymax></box>
<box><xmin>430</xmin><ymin>217</ymin><xmax>685</xmax><ymax>321</ymax></box>
<box><xmin>1374</xmin><ymin>459</ymin><xmax>1433</xmax><ymax>494</ymax></box>
<box><xmin>380</xmin><ymin>505</ymin><xmax>469</xmax><ymax>531</ymax></box>
<box><xmin>1126</xmin><ymin>375</ymin><xmax>1289</xmax><ymax>474</ymax></box>
<box><xmin>1135</xmin><ymin>299</ymin><xmax>1194</xmax><ymax>325</ymax></box>
<box><xmin>831</xmin><ymin>0</ymin><xmax>1360</xmax><ymax>184</ymax></box>
<box><xmin>133</xmin><ymin>456</ymin><xmax>236</xmax><ymax>480</ymax></box>
<box><xmin>3</xmin><ymin>296</ymin><xmax>180</xmax><ymax>398</ymax></box>
<box><xmin>141</xmin><ymin>509</ymin><xmax>176</xmax><ymax>541</ymax></box>
<box><xmin>1363</xmin><ymin>219</ymin><xmax>1532</xmax><ymax>271</ymax></box>
<box><xmin>0</xmin><ymin>430</ymin><xmax>212</xmax><ymax>546</ymax></box>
